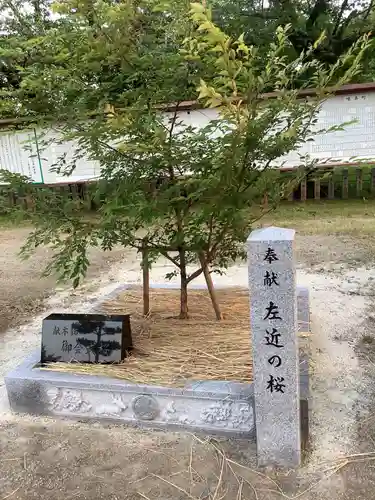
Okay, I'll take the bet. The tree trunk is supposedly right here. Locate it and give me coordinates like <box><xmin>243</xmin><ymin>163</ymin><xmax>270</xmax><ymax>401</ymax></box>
<box><xmin>179</xmin><ymin>248</ymin><xmax>189</xmax><ymax>319</ymax></box>
<box><xmin>262</xmin><ymin>192</ymin><xmax>269</xmax><ymax>209</ymax></box>
<box><xmin>86</xmin><ymin>348</ymin><xmax>91</xmax><ymax>363</ymax></box>
<box><xmin>142</xmin><ymin>244</ymin><xmax>150</xmax><ymax>316</ymax></box>
<box><xmin>32</xmin><ymin>0</ymin><xmax>42</xmax><ymax>23</ymax></box>
<box><xmin>199</xmin><ymin>253</ymin><xmax>223</xmax><ymax>320</ymax></box>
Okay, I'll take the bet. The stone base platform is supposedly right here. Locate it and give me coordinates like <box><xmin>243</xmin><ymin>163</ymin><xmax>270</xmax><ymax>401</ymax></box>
<box><xmin>4</xmin><ymin>285</ymin><xmax>310</xmax><ymax>439</ymax></box>
<box><xmin>5</xmin><ymin>350</ymin><xmax>308</xmax><ymax>439</ymax></box>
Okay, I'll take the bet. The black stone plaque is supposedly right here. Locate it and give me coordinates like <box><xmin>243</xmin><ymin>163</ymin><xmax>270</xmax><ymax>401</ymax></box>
<box><xmin>41</xmin><ymin>313</ymin><xmax>132</xmax><ymax>364</ymax></box>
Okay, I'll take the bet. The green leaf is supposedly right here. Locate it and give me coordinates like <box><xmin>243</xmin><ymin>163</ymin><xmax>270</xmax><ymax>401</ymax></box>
<box><xmin>190</xmin><ymin>3</ymin><xmax>206</xmax><ymax>14</ymax></box>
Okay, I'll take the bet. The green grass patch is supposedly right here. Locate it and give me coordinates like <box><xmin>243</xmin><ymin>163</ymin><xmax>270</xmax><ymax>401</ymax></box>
<box><xmin>260</xmin><ymin>199</ymin><xmax>375</xmax><ymax>236</ymax></box>
<box><xmin>1</xmin><ymin>197</ymin><xmax>375</xmax><ymax>239</ymax></box>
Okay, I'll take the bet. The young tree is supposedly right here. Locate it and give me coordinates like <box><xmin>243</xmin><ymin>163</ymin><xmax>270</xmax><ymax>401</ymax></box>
<box><xmin>0</xmin><ymin>1</ymin><xmax>370</xmax><ymax>319</ymax></box>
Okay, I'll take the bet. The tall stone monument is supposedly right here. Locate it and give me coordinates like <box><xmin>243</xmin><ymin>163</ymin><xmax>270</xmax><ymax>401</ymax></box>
<box><xmin>247</xmin><ymin>227</ymin><xmax>301</xmax><ymax>467</ymax></box>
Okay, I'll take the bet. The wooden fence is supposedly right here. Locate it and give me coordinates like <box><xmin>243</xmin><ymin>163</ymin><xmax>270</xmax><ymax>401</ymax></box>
<box><xmin>0</xmin><ymin>181</ymin><xmax>96</xmax><ymax>212</ymax></box>
<box><xmin>285</xmin><ymin>165</ymin><xmax>375</xmax><ymax>201</ymax></box>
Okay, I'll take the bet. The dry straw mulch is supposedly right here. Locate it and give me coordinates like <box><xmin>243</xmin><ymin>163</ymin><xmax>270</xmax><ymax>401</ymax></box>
<box><xmin>45</xmin><ymin>287</ymin><xmax>253</xmax><ymax>387</ymax></box>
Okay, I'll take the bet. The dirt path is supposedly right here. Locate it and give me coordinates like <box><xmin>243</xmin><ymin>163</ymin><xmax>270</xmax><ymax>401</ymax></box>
<box><xmin>0</xmin><ymin>226</ymin><xmax>370</xmax><ymax>335</ymax></box>
<box><xmin>0</xmin><ymin>226</ymin><xmax>375</xmax><ymax>499</ymax></box>
<box><xmin>0</xmin><ymin>227</ymin><xmax>136</xmax><ymax>334</ymax></box>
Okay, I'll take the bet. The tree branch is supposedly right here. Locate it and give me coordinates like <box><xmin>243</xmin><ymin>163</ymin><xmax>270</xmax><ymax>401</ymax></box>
<box><xmin>167</xmin><ymin>101</ymin><xmax>181</xmax><ymax>181</ymax></box>
<box><xmin>364</xmin><ymin>0</ymin><xmax>375</xmax><ymax>21</ymax></box>
<box><xmin>160</xmin><ymin>251</ymin><xmax>181</xmax><ymax>268</ymax></box>
<box><xmin>57</xmin><ymin>124</ymin><xmax>145</xmax><ymax>167</ymax></box>
<box><xmin>187</xmin><ymin>267</ymin><xmax>204</xmax><ymax>283</ymax></box>
<box><xmin>333</xmin><ymin>0</ymin><xmax>350</xmax><ymax>36</ymax></box>
<box><xmin>206</xmin><ymin>214</ymin><xmax>214</xmax><ymax>251</ymax></box>
<box><xmin>31</xmin><ymin>0</ymin><xmax>42</xmax><ymax>24</ymax></box>
<box><xmin>4</xmin><ymin>0</ymin><xmax>34</xmax><ymax>35</ymax></box>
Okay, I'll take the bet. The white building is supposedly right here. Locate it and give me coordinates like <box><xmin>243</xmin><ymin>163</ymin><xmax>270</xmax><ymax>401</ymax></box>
<box><xmin>1</xmin><ymin>82</ymin><xmax>375</xmax><ymax>184</ymax></box>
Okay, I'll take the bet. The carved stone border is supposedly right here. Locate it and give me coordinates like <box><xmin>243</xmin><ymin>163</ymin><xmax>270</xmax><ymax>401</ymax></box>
<box><xmin>5</xmin><ymin>351</ymin><xmax>309</xmax><ymax>440</ymax></box>
<box><xmin>5</xmin><ymin>284</ymin><xmax>310</xmax><ymax>439</ymax></box>
<box><xmin>5</xmin><ymin>350</ymin><xmax>258</xmax><ymax>437</ymax></box>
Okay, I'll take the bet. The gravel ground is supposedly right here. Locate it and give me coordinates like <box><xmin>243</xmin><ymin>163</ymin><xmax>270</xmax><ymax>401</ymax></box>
<box><xmin>0</xmin><ymin>226</ymin><xmax>375</xmax><ymax>499</ymax></box>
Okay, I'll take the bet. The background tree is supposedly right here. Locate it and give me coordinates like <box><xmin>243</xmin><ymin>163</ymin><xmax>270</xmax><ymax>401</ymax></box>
<box><xmin>211</xmin><ymin>0</ymin><xmax>375</xmax><ymax>83</ymax></box>
<box><xmin>0</xmin><ymin>1</ymin><xmax>369</xmax><ymax>319</ymax></box>
<box><xmin>0</xmin><ymin>0</ymin><xmax>374</xmax><ymax>117</ymax></box>
<box><xmin>0</xmin><ymin>0</ymin><xmax>197</xmax><ymax>118</ymax></box>
<box><xmin>0</xmin><ymin>0</ymin><xmax>58</xmax><ymax>117</ymax></box>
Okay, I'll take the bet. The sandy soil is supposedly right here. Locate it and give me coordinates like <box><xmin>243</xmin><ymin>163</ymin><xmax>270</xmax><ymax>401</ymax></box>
<box><xmin>0</xmin><ymin>226</ymin><xmax>375</xmax><ymax>499</ymax></box>
<box><xmin>0</xmin><ymin>227</ymin><xmax>136</xmax><ymax>334</ymax></box>
<box><xmin>0</xmin><ymin>227</ymin><xmax>369</xmax><ymax>335</ymax></box>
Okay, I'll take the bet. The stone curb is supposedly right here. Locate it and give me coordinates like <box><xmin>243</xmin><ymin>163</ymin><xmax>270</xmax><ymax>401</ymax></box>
<box><xmin>5</xmin><ymin>349</ymin><xmax>308</xmax><ymax>438</ymax></box>
<box><xmin>4</xmin><ymin>284</ymin><xmax>310</xmax><ymax>440</ymax></box>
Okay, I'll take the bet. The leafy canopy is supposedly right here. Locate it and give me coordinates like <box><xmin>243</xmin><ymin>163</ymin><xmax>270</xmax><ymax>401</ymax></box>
<box><xmin>0</xmin><ymin>1</ymin><xmax>371</xmax><ymax>318</ymax></box>
<box><xmin>211</xmin><ymin>0</ymin><xmax>375</xmax><ymax>81</ymax></box>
